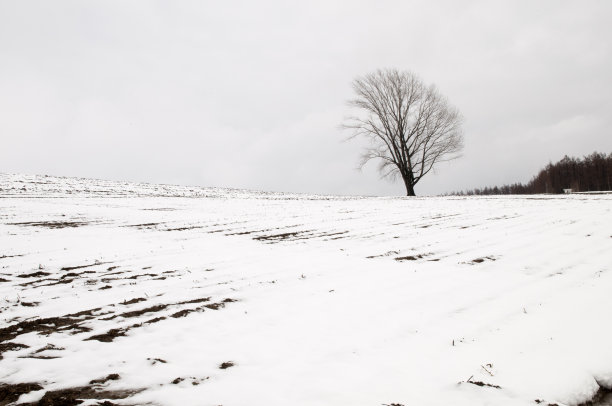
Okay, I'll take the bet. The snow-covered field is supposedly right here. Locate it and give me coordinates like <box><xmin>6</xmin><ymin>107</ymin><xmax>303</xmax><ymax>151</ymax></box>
<box><xmin>1</xmin><ymin>173</ymin><xmax>611</xmax><ymax>406</ymax></box>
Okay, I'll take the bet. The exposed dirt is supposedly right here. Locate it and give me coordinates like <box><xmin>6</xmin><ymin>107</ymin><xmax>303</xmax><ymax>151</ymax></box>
<box><xmin>0</xmin><ymin>254</ymin><xmax>25</xmax><ymax>260</ymax></box>
<box><xmin>0</xmin><ymin>307</ymin><xmax>103</xmax><ymax>343</ymax></box>
<box><xmin>219</xmin><ymin>361</ymin><xmax>235</xmax><ymax>369</ymax></box>
<box><xmin>0</xmin><ymin>316</ymin><xmax>92</xmax><ymax>343</ymax></box>
<box><xmin>8</xmin><ymin>221</ymin><xmax>89</xmax><ymax>229</ymax></box>
<box><xmin>252</xmin><ymin>229</ymin><xmax>347</xmax><ymax>243</ymax></box>
<box><xmin>254</xmin><ymin>231</ymin><xmax>308</xmax><ymax>242</ymax></box>
<box><xmin>19</xmin><ymin>385</ymin><xmax>142</xmax><ymax>406</ymax></box>
<box><xmin>169</xmin><ymin>309</ymin><xmax>193</xmax><ymax>318</ymax></box>
<box><xmin>118</xmin><ymin>304</ymin><xmax>169</xmax><ymax>319</ymax></box>
<box><xmin>395</xmin><ymin>255</ymin><xmax>418</xmax><ymax>261</ymax></box>
<box><xmin>120</xmin><ymin>298</ymin><xmax>147</xmax><ymax>306</ymax></box>
<box><xmin>178</xmin><ymin>297</ymin><xmax>211</xmax><ymax>305</ymax></box>
<box><xmin>0</xmin><ymin>342</ymin><xmax>29</xmax><ymax>360</ymax></box>
<box><xmin>18</xmin><ymin>271</ymin><xmax>51</xmax><ymax>278</ymax></box>
<box><xmin>0</xmin><ymin>382</ymin><xmax>43</xmax><ymax>405</ymax></box>
<box><xmin>394</xmin><ymin>253</ymin><xmax>434</xmax><ymax>262</ymax></box>
<box><xmin>61</xmin><ymin>262</ymin><xmax>107</xmax><ymax>271</ymax></box>
<box><xmin>467</xmin><ymin>256</ymin><xmax>497</xmax><ymax>264</ymax></box>
<box><xmin>86</xmin><ymin>328</ymin><xmax>130</xmax><ymax>343</ymax></box>
<box><xmin>87</xmin><ymin>298</ymin><xmax>234</xmax><ymax>342</ymax></box>
<box><xmin>18</xmin><ymin>344</ymin><xmax>66</xmax><ymax>359</ymax></box>
<box><xmin>89</xmin><ymin>374</ymin><xmax>120</xmax><ymax>385</ymax></box>
<box><xmin>165</xmin><ymin>225</ymin><xmax>205</xmax><ymax>231</ymax></box>
<box><xmin>60</xmin><ymin>273</ymin><xmax>80</xmax><ymax>279</ymax></box>
<box><xmin>460</xmin><ymin>379</ymin><xmax>501</xmax><ymax>389</ymax></box>
<box><xmin>576</xmin><ymin>383</ymin><xmax>612</xmax><ymax>406</ymax></box>
<box><xmin>123</xmin><ymin>223</ymin><xmax>161</xmax><ymax>229</ymax></box>
<box><xmin>125</xmin><ymin>273</ymin><xmax>157</xmax><ymax>280</ymax></box>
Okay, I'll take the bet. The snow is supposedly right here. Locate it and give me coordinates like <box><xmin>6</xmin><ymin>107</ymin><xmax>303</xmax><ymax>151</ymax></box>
<box><xmin>1</xmin><ymin>173</ymin><xmax>612</xmax><ymax>406</ymax></box>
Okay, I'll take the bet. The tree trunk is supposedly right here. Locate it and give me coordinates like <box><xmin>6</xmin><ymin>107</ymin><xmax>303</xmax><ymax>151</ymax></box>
<box><xmin>403</xmin><ymin>176</ymin><xmax>416</xmax><ymax>196</ymax></box>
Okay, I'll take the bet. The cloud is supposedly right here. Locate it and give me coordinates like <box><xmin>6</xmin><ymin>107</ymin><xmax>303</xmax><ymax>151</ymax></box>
<box><xmin>1</xmin><ymin>0</ymin><xmax>611</xmax><ymax>195</ymax></box>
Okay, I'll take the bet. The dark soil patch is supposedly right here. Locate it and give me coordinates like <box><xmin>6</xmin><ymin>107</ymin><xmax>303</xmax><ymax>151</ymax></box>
<box><xmin>462</xmin><ymin>379</ymin><xmax>501</xmax><ymax>389</ymax></box>
<box><xmin>18</xmin><ymin>271</ymin><xmax>51</xmax><ymax>278</ymax></box>
<box><xmin>0</xmin><ymin>342</ymin><xmax>29</xmax><ymax>360</ymax></box>
<box><xmin>144</xmin><ymin>316</ymin><xmax>166</xmax><ymax>325</ymax></box>
<box><xmin>60</xmin><ymin>273</ymin><xmax>80</xmax><ymax>279</ymax></box>
<box><xmin>61</xmin><ymin>262</ymin><xmax>107</xmax><ymax>272</ymax></box>
<box><xmin>0</xmin><ymin>254</ymin><xmax>24</xmax><ymax>260</ymax></box>
<box><xmin>394</xmin><ymin>253</ymin><xmax>435</xmax><ymax>262</ymax></box>
<box><xmin>17</xmin><ymin>345</ymin><xmax>63</xmax><ymax>359</ymax></box>
<box><xmin>170</xmin><ymin>309</ymin><xmax>194</xmax><ymax>318</ymax></box>
<box><xmin>9</xmin><ymin>221</ymin><xmax>89</xmax><ymax>229</ymax></box>
<box><xmin>0</xmin><ymin>317</ymin><xmax>91</xmax><ymax>342</ymax></box>
<box><xmin>87</xmin><ymin>314</ymin><xmax>168</xmax><ymax>343</ymax></box>
<box><xmin>0</xmin><ymin>382</ymin><xmax>43</xmax><ymax>405</ymax></box>
<box><xmin>87</xmin><ymin>298</ymin><xmax>235</xmax><ymax>342</ymax></box>
<box><xmin>67</xmin><ymin>308</ymin><xmax>103</xmax><ymax>318</ymax></box>
<box><xmin>468</xmin><ymin>256</ymin><xmax>497</xmax><ymax>265</ymax></box>
<box><xmin>0</xmin><ymin>278</ymin><xmax>10</xmax><ymax>283</ymax></box>
<box><xmin>89</xmin><ymin>374</ymin><xmax>120</xmax><ymax>385</ymax></box>
<box><xmin>254</xmin><ymin>231</ymin><xmax>310</xmax><ymax>242</ymax></box>
<box><xmin>86</xmin><ymin>328</ymin><xmax>129</xmax><ymax>343</ymax></box>
<box><xmin>32</xmin><ymin>344</ymin><xmax>64</xmax><ymax>355</ymax></box>
<box><xmin>165</xmin><ymin>225</ymin><xmax>205</xmax><ymax>231</ymax></box>
<box><xmin>19</xmin><ymin>278</ymin><xmax>55</xmax><ymax>287</ymax></box>
<box><xmin>207</xmin><ymin>229</ymin><xmax>226</xmax><ymax>234</ymax></box>
<box><xmin>177</xmin><ymin>297</ymin><xmax>211</xmax><ymax>305</ymax></box>
<box><xmin>98</xmin><ymin>285</ymin><xmax>112</xmax><ymax>290</ymax></box>
<box><xmin>21</xmin><ymin>301</ymin><xmax>40</xmax><ymax>307</ymax></box>
<box><xmin>125</xmin><ymin>273</ymin><xmax>156</xmax><ymax>280</ymax></box>
<box><xmin>225</xmin><ymin>229</ymin><xmax>265</xmax><ymax>236</ymax></box>
<box><xmin>20</xmin><ymin>386</ymin><xmax>141</xmax><ymax>406</ymax></box>
<box><xmin>119</xmin><ymin>304</ymin><xmax>168</xmax><ymax>319</ymax></box>
<box><xmin>395</xmin><ymin>255</ymin><xmax>418</xmax><ymax>261</ymax></box>
<box><xmin>39</xmin><ymin>278</ymin><xmax>77</xmax><ymax>287</ymax></box>
<box><xmin>120</xmin><ymin>298</ymin><xmax>147</xmax><ymax>306</ymax></box>
<box><xmin>205</xmin><ymin>303</ymin><xmax>225</xmax><ymax>310</ymax></box>
<box><xmin>219</xmin><ymin>361</ymin><xmax>235</xmax><ymax>369</ymax></box>
<box><xmin>0</xmin><ymin>307</ymin><xmax>102</xmax><ymax>342</ymax></box>
<box><xmin>123</xmin><ymin>223</ymin><xmax>161</xmax><ymax>229</ymax></box>
<box><xmin>576</xmin><ymin>383</ymin><xmax>612</xmax><ymax>406</ymax></box>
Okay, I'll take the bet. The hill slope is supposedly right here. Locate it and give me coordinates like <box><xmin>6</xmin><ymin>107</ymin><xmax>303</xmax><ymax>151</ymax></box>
<box><xmin>1</xmin><ymin>174</ymin><xmax>611</xmax><ymax>406</ymax></box>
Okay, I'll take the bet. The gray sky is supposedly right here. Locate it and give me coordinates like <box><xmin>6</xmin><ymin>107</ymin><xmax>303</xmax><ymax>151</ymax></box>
<box><xmin>1</xmin><ymin>0</ymin><xmax>611</xmax><ymax>196</ymax></box>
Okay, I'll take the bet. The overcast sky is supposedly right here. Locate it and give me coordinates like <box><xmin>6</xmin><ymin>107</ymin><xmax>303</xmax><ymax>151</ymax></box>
<box><xmin>1</xmin><ymin>0</ymin><xmax>611</xmax><ymax>196</ymax></box>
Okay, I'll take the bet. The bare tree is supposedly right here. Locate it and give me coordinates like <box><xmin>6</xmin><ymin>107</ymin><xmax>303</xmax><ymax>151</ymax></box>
<box><xmin>343</xmin><ymin>69</ymin><xmax>464</xmax><ymax>196</ymax></box>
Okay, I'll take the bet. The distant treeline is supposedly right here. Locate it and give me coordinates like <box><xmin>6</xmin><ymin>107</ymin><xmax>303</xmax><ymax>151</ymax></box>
<box><xmin>451</xmin><ymin>151</ymin><xmax>612</xmax><ymax>195</ymax></box>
